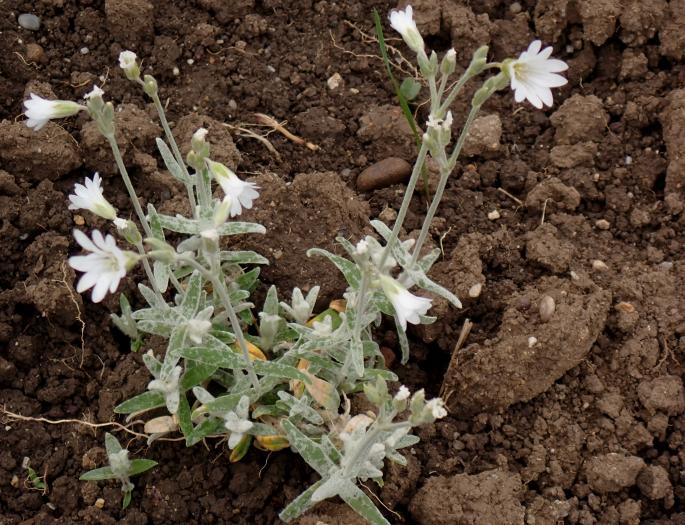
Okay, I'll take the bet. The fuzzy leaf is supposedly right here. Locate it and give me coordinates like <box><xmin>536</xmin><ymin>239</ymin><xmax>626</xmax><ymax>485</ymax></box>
<box><xmin>219</xmin><ymin>250</ymin><xmax>269</xmax><ymax>265</ymax></box>
<box><xmin>156</xmin><ymin>138</ymin><xmax>186</xmax><ymax>182</ymax></box>
<box><xmin>307</xmin><ymin>248</ymin><xmax>360</xmax><ymax>288</ymax></box>
<box><xmin>341</xmin><ymin>484</ymin><xmax>391</xmax><ymax>525</ymax></box>
<box><xmin>180</xmin><ymin>271</ymin><xmax>203</xmax><ymax>318</ymax></box>
<box><xmin>178</xmin><ymin>346</ymin><xmax>244</xmax><ymax>370</ymax></box>
<box><xmin>399</xmin><ymin>77</ymin><xmax>421</xmax><ymax>100</ymax></box>
<box><xmin>281</xmin><ymin>419</ymin><xmax>333</xmax><ymax>477</ymax></box>
<box><xmin>127</xmin><ymin>459</ymin><xmax>158</xmax><ymax>476</ymax></box>
<box><xmin>279</xmin><ymin>479</ymin><xmax>326</xmax><ymax>522</ymax></box>
<box><xmin>216</xmin><ymin>222</ymin><xmax>266</xmax><ymax>236</ymax></box>
<box><xmin>181</xmin><ymin>363</ymin><xmax>217</xmax><ymax>390</ymax></box>
<box><xmin>186</xmin><ymin>418</ymin><xmax>226</xmax><ymax>446</ymax></box>
<box><xmin>157</xmin><ymin>214</ymin><xmax>200</xmax><ymax>234</ymax></box>
<box><xmin>114</xmin><ymin>391</ymin><xmax>165</xmax><ymax>415</ymax></box>
<box><xmin>80</xmin><ymin>466</ymin><xmax>116</xmax><ymax>481</ymax></box>
<box><xmin>253</xmin><ymin>360</ymin><xmax>309</xmax><ymax>382</ymax></box>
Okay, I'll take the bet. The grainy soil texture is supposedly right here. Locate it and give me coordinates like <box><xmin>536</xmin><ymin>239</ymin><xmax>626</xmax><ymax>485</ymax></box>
<box><xmin>1</xmin><ymin>0</ymin><xmax>685</xmax><ymax>524</ymax></box>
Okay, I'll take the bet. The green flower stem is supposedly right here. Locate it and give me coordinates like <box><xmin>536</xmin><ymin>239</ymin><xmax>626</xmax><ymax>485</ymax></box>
<box><xmin>148</xmin><ymin>92</ymin><xmax>198</xmax><ymax>217</ymax></box>
<box><xmin>134</xmin><ymin>240</ymin><xmax>164</xmax><ymax>301</ymax></box>
<box><xmin>106</xmin><ymin>135</ymin><xmax>152</xmax><ymax>238</ymax></box>
<box><xmin>437</xmin><ymin>69</ymin><xmax>476</xmax><ymax>117</ymax></box>
<box><xmin>377</xmin><ymin>142</ymin><xmax>429</xmax><ymax>270</ymax></box>
<box><xmin>428</xmin><ymin>75</ymin><xmax>439</xmax><ymax>115</ymax></box>
<box><xmin>410</xmin><ymin>104</ymin><xmax>481</xmax><ymax>266</ymax></box>
<box><xmin>180</xmin><ymin>257</ymin><xmax>260</xmax><ymax>391</ymax></box>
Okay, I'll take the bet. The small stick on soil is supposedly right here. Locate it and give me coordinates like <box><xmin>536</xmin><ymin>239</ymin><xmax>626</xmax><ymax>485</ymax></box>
<box><xmin>497</xmin><ymin>187</ymin><xmax>523</xmax><ymax>206</ymax></box>
<box><xmin>440</xmin><ymin>319</ymin><xmax>473</xmax><ymax>400</ymax></box>
<box><xmin>360</xmin><ymin>482</ymin><xmax>402</xmax><ymax>521</ymax></box>
<box><xmin>254</xmin><ymin>113</ymin><xmax>320</xmax><ymax>151</ymax></box>
<box><xmin>540</xmin><ymin>198</ymin><xmax>550</xmax><ymax>226</ymax></box>
<box><xmin>223</xmin><ymin>123</ymin><xmax>282</xmax><ymax>161</ymax></box>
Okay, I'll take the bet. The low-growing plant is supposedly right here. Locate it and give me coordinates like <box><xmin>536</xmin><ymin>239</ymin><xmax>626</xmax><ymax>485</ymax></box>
<box><xmin>79</xmin><ymin>433</ymin><xmax>157</xmax><ymax>508</ymax></box>
<box><xmin>22</xmin><ymin>6</ymin><xmax>566</xmax><ymax>523</ymax></box>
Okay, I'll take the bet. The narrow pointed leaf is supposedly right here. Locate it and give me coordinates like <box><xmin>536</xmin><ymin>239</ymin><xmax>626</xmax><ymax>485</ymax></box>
<box><xmin>128</xmin><ymin>459</ymin><xmax>158</xmax><ymax>476</ymax></box>
<box><xmin>341</xmin><ymin>484</ymin><xmax>391</xmax><ymax>525</ymax></box>
<box><xmin>114</xmin><ymin>391</ymin><xmax>165</xmax><ymax>415</ymax></box>
<box><xmin>216</xmin><ymin>222</ymin><xmax>266</xmax><ymax>236</ymax></box>
<box><xmin>80</xmin><ymin>466</ymin><xmax>116</xmax><ymax>481</ymax></box>
<box><xmin>281</xmin><ymin>419</ymin><xmax>334</xmax><ymax>477</ymax></box>
<box><xmin>279</xmin><ymin>479</ymin><xmax>326</xmax><ymax>522</ymax></box>
<box><xmin>156</xmin><ymin>138</ymin><xmax>187</xmax><ymax>182</ymax></box>
<box><xmin>307</xmin><ymin>248</ymin><xmax>360</xmax><ymax>288</ymax></box>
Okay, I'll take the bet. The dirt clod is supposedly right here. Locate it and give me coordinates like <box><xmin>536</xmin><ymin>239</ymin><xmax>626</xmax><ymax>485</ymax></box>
<box><xmin>584</xmin><ymin>453</ymin><xmax>646</xmax><ymax>493</ymax></box>
<box><xmin>409</xmin><ymin>469</ymin><xmax>524</xmax><ymax>525</ymax></box>
<box><xmin>637</xmin><ymin>375</ymin><xmax>685</xmax><ymax>415</ymax></box>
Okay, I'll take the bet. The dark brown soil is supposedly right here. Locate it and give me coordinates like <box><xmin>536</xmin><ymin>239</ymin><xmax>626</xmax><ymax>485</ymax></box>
<box><xmin>1</xmin><ymin>0</ymin><xmax>685</xmax><ymax>524</ymax></box>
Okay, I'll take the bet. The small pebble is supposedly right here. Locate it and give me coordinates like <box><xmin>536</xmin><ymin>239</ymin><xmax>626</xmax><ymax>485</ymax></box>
<box><xmin>80</xmin><ymin>47</ymin><xmax>89</xmax><ymax>54</ymax></box>
<box><xmin>528</xmin><ymin>336</ymin><xmax>538</xmax><ymax>348</ymax></box>
<box><xmin>187</xmin><ymin>59</ymin><xmax>195</xmax><ymax>65</ymax></box>
<box><xmin>592</xmin><ymin>259</ymin><xmax>608</xmax><ymax>271</ymax></box>
<box><xmin>95</xmin><ymin>498</ymin><xmax>105</xmax><ymax>509</ymax></box>
<box><xmin>18</xmin><ymin>13</ymin><xmax>41</xmax><ymax>31</ymax></box>
<box><xmin>172</xmin><ymin>66</ymin><xmax>180</xmax><ymax>76</ymax></box>
<box><xmin>228</xmin><ymin>99</ymin><xmax>238</xmax><ymax>111</ymax></box>
<box><xmin>539</xmin><ymin>295</ymin><xmax>556</xmax><ymax>322</ymax></box>
<box><xmin>378</xmin><ymin>207</ymin><xmax>397</xmax><ymax>224</ymax></box>
<box><xmin>615</xmin><ymin>301</ymin><xmax>635</xmax><ymax>314</ymax></box>
<box><xmin>487</xmin><ymin>210</ymin><xmax>501</xmax><ymax>220</ymax></box>
<box><xmin>25</xmin><ymin>43</ymin><xmax>44</xmax><ymax>62</ymax></box>
<box><xmin>327</xmin><ymin>72</ymin><xmax>342</xmax><ymax>90</ymax></box>
<box><xmin>74</xmin><ymin>215</ymin><xmax>85</xmax><ymax>226</ymax></box>
<box><xmin>468</xmin><ymin>283</ymin><xmax>482</xmax><ymax>298</ymax></box>
<box><xmin>10</xmin><ymin>475</ymin><xmax>19</xmax><ymax>488</ymax></box>
<box><xmin>595</xmin><ymin>219</ymin><xmax>610</xmax><ymax>230</ymax></box>
<box><xmin>356</xmin><ymin>157</ymin><xmax>412</xmax><ymax>192</ymax></box>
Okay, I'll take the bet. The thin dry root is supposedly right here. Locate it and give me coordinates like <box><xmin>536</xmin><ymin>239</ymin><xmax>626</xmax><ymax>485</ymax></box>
<box><xmin>0</xmin><ymin>406</ymin><xmax>183</xmax><ymax>443</ymax></box>
<box><xmin>254</xmin><ymin>113</ymin><xmax>320</xmax><ymax>151</ymax></box>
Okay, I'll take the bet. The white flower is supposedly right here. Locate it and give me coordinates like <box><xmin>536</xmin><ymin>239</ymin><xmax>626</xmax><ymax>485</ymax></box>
<box><xmin>355</xmin><ymin>238</ymin><xmax>369</xmax><ymax>255</ymax></box>
<box><xmin>23</xmin><ymin>93</ymin><xmax>85</xmax><ymax>131</ymax></box>
<box><xmin>206</xmin><ymin>159</ymin><xmax>259</xmax><ymax>217</ymax></box>
<box><xmin>148</xmin><ymin>365</ymin><xmax>182</xmax><ymax>414</ymax></box>
<box><xmin>83</xmin><ymin>85</ymin><xmax>104</xmax><ymax>100</ymax></box>
<box><xmin>68</xmin><ymin>173</ymin><xmax>117</xmax><ymax>220</ymax></box>
<box><xmin>68</xmin><ymin>229</ymin><xmax>138</xmax><ymax>303</ymax></box>
<box><xmin>118</xmin><ymin>50</ymin><xmax>137</xmax><ymax>71</ymax></box>
<box><xmin>223</xmin><ymin>395</ymin><xmax>253</xmax><ymax>449</ymax></box>
<box><xmin>426</xmin><ymin>398</ymin><xmax>447</xmax><ymax>419</ymax></box>
<box><xmin>379</xmin><ymin>275</ymin><xmax>432</xmax><ymax>331</ymax></box>
<box><xmin>389</xmin><ymin>5</ymin><xmax>424</xmax><ymax>54</ymax></box>
<box><xmin>505</xmin><ymin>40</ymin><xmax>568</xmax><ymax>109</ymax></box>
<box><xmin>394</xmin><ymin>385</ymin><xmax>410</xmax><ymax>401</ymax></box>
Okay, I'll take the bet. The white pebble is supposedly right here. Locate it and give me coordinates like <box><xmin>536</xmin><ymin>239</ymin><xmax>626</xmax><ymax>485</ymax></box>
<box><xmin>327</xmin><ymin>72</ymin><xmax>342</xmax><ymax>90</ymax></box>
<box><xmin>595</xmin><ymin>219</ymin><xmax>610</xmax><ymax>230</ymax></box>
<box><xmin>625</xmin><ymin>155</ymin><xmax>632</xmax><ymax>165</ymax></box>
<box><xmin>266</xmin><ymin>65</ymin><xmax>276</xmax><ymax>73</ymax></box>
<box><xmin>187</xmin><ymin>59</ymin><xmax>194</xmax><ymax>65</ymax></box>
<box><xmin>539</xmin><ymin>295</ymin><xmax>556</xmax><ymax>322</ymax></box>
<box><xmin>80</xmin><ymin>47</ymin><xmax>89</xmax><ymax>54</ymax></box>
<box><xmin>487</xmin><ymin>210</ymin><xmax>500</xmax><ymax>220</ymax></box>
<box><xmin>172</xmin><ymin>66</ymin><xmax>180</xmax><ymax>76</ymax></box>
<box><xmin>468</xmin><ymin>283</ymin><xmax>482</xmax><ymax>298</ymax></box>
<box><xmin>528</xmin><ymin>336</ymin><xmax>538</xmax><ymax>348</ymax></box>
<box><xmin>592</xmin><ymin>259</ymin><xmax>608</xmax><ymax>271</ymax></box>
<box><xmin>18</xmin><ymin>13</ymin><xmax>41</xmax><ymax>31</ymax></box>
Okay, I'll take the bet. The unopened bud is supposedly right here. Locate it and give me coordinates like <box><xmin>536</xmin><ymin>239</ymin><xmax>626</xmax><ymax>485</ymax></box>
<box><xmin>114</xmin><ymin>218</ymin><xmax>142</xmax><ymax>245</ymax></box>
<box><xmin>468</xmin><ymin>45</ymin><xmax>489</xmax><ymax>76</ymax></box>
<box><xmin>145</xmin><ymin>237</ymin><xmax>176</xmax><ymax>264</ymax></box>
<box><xmin>440</xmin><ymin>49</ymin><xmax>456</xmax><ymax>77</ymax></box>
<box><xmin>142</xmin><ymin>74</ymin><xmax>158</xmax><ymax>97</ymax></box>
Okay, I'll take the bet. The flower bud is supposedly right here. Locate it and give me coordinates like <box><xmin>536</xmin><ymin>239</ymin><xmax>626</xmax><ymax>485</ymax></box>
<box><xmin>468</xmin><ymin>45</ymin><xmax>489</xmax><ymax>76</ymax></box>
<box><xmin>440</xmin><ymin>49</ymin><xmax>457</xmax><ymax>77</ymax></box>
<box><xmin>145</xmin><ymin>237</ymin><xmax>176</xmax><ymax>264</ymax></box>
<box><xmin>114</xmin><ymin>218</ymin><xmax>142</xmax><ymax>245</ymax></box>
<box><xmin>142</xmin><ymin>74</ymin><xmax>158</xmax><ymax>97</ymax></box>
